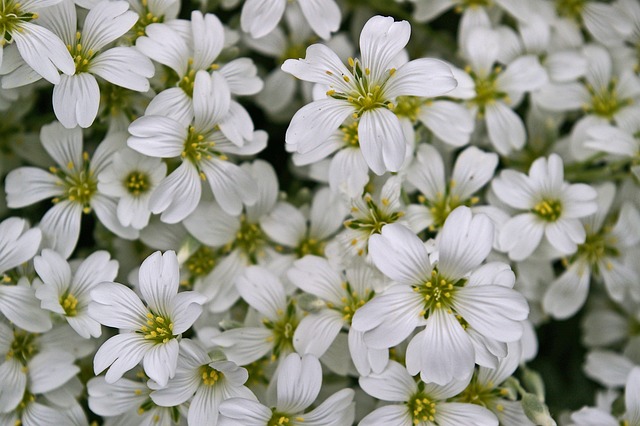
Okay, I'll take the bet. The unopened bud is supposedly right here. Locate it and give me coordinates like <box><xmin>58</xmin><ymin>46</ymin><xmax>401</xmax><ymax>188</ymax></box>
<box><xmin>298</xmin><ymin>293</ymin><xmax>326</xmax><ymax>313</ymax></box>
<box><xmin>522</xmin><ymin>393</ymin><xmax>556</xmax><ymax>426</ymax></box>
<box><xmin>522</xmin><ymin>368</ymin><xmax>546</xmax><ymax>400</ymax></box>
<box><xmin>218</xmin><ymin>319</ymin><xmax>243</xmax><ymax>331</ymax></box>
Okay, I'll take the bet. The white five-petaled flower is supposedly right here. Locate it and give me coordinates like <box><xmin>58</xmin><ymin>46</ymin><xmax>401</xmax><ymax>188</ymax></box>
<box><xmin>218</xmin><ymin>353</ymin><xmax>355</xmax><ymax>426</ymax></box>
<box><xmin>4</xmin><ymin>122</ymin><xmax>138</xmax><ymax>258</ymax></box>
<box><xmin>571</xmin><ymin>366</ymin><xmax>640</xmax><ymax>426</ymax></box>
<box><xmin>136</xmin><ymin>10</ymin><xmax>262</xmax><ymax>130</ymax></box>
<box><xmin>458</xmin><ymin>26</ymin><xmax>548</xmax><ymax>155</ymax></box>
<box><xmin>89</xmin><ymin>250</ymin><xmax>206</xmax><ymax>387</ymax></box>
<box><xmin>97</xmin><ymin>147</ymin><xmax>167</xmax><ymax>230</ymax></box>
<box><xmin>211</xmin><ymin>266</ymin><xmax>302</xmax><ymax>366</ymax></box>
<box><xmin>542</xmin><ymin>183</ymin><xmax>640</xmax><ymax>318</ymax></box>
<box><xmin>128</xmin><ymin>70</ymin><xmax>263</xmax><ymax>223</ymax></box>
<box><xmin>150</xmin><ymin>339</ymin><xmax>255</xmax><ymax>426</ymax></box>
<box><xmin>287</xmin><ymin>255</ymin><xmax>388</xmax><ymax>376</ymax></box>
<box><xmin>492</xmin><ymin>153</ymin><xmax>598</xmax><ymax>261</ymax></box>
<box><xmin>352</xmin><ymin>207</ymin><xmax>529</xmax><ymax>385</ymax></box>
<box><xmin>405</xmin><ymin>144</ymin><xmax>499</xmax><ymax>233</ymax></box>
<box><xmin>46</xmin><ymin>0</ymin><xmax>154</xmax><ymax>129</ymax></box>
<box><xmin>282</xmin><ymin>15</ymin><xmax>457</xmax><ymax>175</ymax></box>
<box><xmin>358</xmin><ymin>360</ymin><xmax>498</xmax><ymax>426</ymax></box>
<box><xmin>87</xmin><ymin>374</ymin><xmax>182</xmax><ymax>425</ymax></box>
<box><xmin>0</xmin><ymin>0</ymin><xmax>74</xmax><ymax>84</ymax></box>
<box><xmin>0</xmin><ymin>321</ymin><xmax>81</xmax><ymax>416</ymax></box>
<box><xmin>34</xmin><ymin>249</ymin><xmax>118</xmax><ymax>339</ymax></box>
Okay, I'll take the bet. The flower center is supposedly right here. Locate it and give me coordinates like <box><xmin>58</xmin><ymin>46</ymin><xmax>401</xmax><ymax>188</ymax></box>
<box><xmin>7</xmin><ymin>329</ymin><xmax>38</xmax><ymax>365</ymax></box>
<box><xmin>0</xmin><ymin>2</ymin><xmax>37</xmax><ymax>44</ymax></box>
<box><xmin>575</xmin><ymin>230</ymin><xmax>619</xmax><ymax>273</ymax></box>
<box><xmin>185</xmin><ymin>246</ymin><xmax>217</xmax><ymax>278</ymax></box>
<box><xmin>413</xmin><ymin>269</ymin><xmax>464</xmax><ymax>315</ymax></box>
<box><xmin>585</xmin><ymin>80</ymin><xmax>632</xmax><ymax>120</ymax></box>
<box><xmin>325</xmin><ymin>57</ymin><xmax>396</xmax><ymax>118</ymax></box>
<box><xmin>67</xmin><ymin>32</ymin><xmax>97</xmax><ymax>74</ymax></box>
<box><xmin>49</xmin><ymin>152</ymin><xmax>98</xmax><ymax>213</ymax></box>
<box><xmin>267</xmin><ymin>412</ymin><xmax>293</xmax><ymax>426</ymax></box>
<box><xmin>531</xmin><ymin>199</ymin><xmax>562</xmax><ymax>222</ymax></box>
<box><xmin>335</xmin><ymin>281</ymin><xmax>374</xmax><ymax>324</ymax></box>
<box><xmin>60</xmin><ymin>292</ymin><xmax>79</xmax><ymax>316</ymax></box>
<box><xmin>262</xmin><ymin>300</ymin><xmax>299</xmax><ymax>360</ymax></box>
<box><xmin>140</xmin><ymin>312</ymin><xmax>175</xmax><ymax>344</ymax></box>
<box><xmin>131</xmin><ymin>0</ymin><xmax>164</xmax><ymax>39</ymax></box>
<box><xmin>555</xmin><ymin>0</ymin><xmax>585</xmax><ymax>19</ymax></box>
<box><xmin>180</xmin><ymin>126</ymin><xmax>227</xmax><ymax>175</ymax></box>
<box><xmin>407</xmin><ymin>392</ymin><xmax>437</xmax><ymax>424</ymax></box>
<box><xmin>125</xmin><ymin>171</ymin><xmax>150</xmax><ymax>196</ymax></box>
<box><xmin>340</xmin><ymin>121</ymin><xmax>360</xmax><ymax>147</ymax></box>
<box><xmin>457</xmin><ymin>377</ymin><xmax>504</xmax><ymax>410</ymax></box>
<box><xmin>179</xmin><ymin>65</ymin><xmax>197</xmax><ymax>98</ymax></box>
<box><xmin>199</xmin><ymin>365</ymin><xmax>222</xmax><ymax>386</ymax></box>
<box><xmin>182</xmin><ymin>126</ymin><xmax>213</xmax><ymax>164</ymax></box>
<box><xmin>344</xmin><ymin>195</ymin><xmax>404</xmax><ymax>237</ymax></box>
<box><xmin>418</xmin><ymin>189</ymin><xmax>480</xmax><ymax>231</ymax></box>
<box><xmin>228</xmin><ymin>215</ymin><xmax>267</xmax><ymax>264</ymax></box>
<box><xmin>295</xmin><ymin>237</ymin><xmax>325</xmax><ymax>258</ymax></box>
<box><xmin>468</xmin><ymin>66</ymin><xmax>507</xmax><ymax>115</ymax></box>
<box><xmin>394</xmin><ymin>96</ymin><xmax>424</xmax><ymax>123</ymax></box>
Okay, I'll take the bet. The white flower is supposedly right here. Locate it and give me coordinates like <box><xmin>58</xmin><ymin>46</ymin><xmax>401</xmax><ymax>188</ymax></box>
<box><xmin>127</xmin><ymin>0</ymin><xmax>181</xmax><ymax>39</ymax></box>
<box><xmin>282</xmin><ymin>15</ymin><xmax>457</xmax><ymax>175</ymax></box>
<box><xmin>0</xmin><ymin>0</ymin><xmax>74</xmax><ymax>84</ymax></box>
<box><xmin>359</xmin><ymin>360</ymin><xmax>498</xmax><ymax>426</ymax></box>
<box><xmin>454</xmin><ymin>343</ymin><xmax>534</xmax><ymax>426</ymax></box>
<box><xmin>218</xmin><ymin>353</ymin><xmax>355</xmax><ymax>426</ymax></box>
<box><xmin>150</xmin><ymin>339</ymin><xmax>255</xmax><ymax>426</ymax></box>
<box><xmin>544</xmin><ymin>0</ymin><xmax>633</xmax><ymax>47</ymax></box>
<box><xmin>48</xmin><ymin>0</ymin><xmax>154</xmax><ymax>128</ymax></box>
<box><xmin>0</xmin><ymin>321</ymin><xmax>80</xmax><ymax>415</ymax></box>
<box><xmin>211</xmin><ymin>266</ymin><xmax>302</xmax><ymax>365</ymax></box>
<box><xmin>0</xmin><ymin>217</ymin><xmax>52</xmax><ymax>333</ymax></box>
<box><xmin>89</xmin><ymin>250</ymin><xmax>206</xmax><ymax>387</ymax></box>
<box><xmin>492</xmin><ymin>153</ymin><xmax>598</xmax><ymax>261</ymax></box>
<box><xmin>136</xmin><ymin>10</ymin><xmax>262</xmax><ymax>127</ymax></box>
<box><xmin>287</xmin><ymin>255</ymin><xmax>388</xmax><ymax>376</ymax></box>
<box><xmin>5</xmin><ymin>122</ymin><xmax>138</xmax><ymax>258</ymax></box>
<box><xmin>543</xmin><ymin>183</ymin><xmax>640</xmax><ymax>318</ymax></box>
<box><xmin>352</xmin><ymin>208</ymin><xmax>529</xmax><ymax>385</ymax></box>
<box><xmin>405</xmin><ymin>144</ymin><xmax>498</xmax><ymax>232</ymax></box>
<box><xmin>128</xmin><ymin>70</ymin><xmax>262</xmax><ymax>222</ymax></box>
<box><xmin>571</xmin><ymin>366</ymin><xmax>640</xmax><ymax>426</ymax></box>
<box><xmin>34</xmin><ymin>249</ymin><xmax>118</xmax><ymax>339</ymax></box>
<box><xmin>534</xmin><ymin>45</ymin><xmax>640</xmax><ymax>160</ymax></box>
<box><xmin>241</xmin><ymin>0</ymin><xmax>341</xmax><ymax>40</ymax></box>
<box><xmin>329</xmin><ymin>175</ymin><xmax>406</xmax><ymax>264</ymax></box>
<box><xmin>260</xmin><ymin>187</ymin><xmax>349</xmax><ymax>260</ymax></box>
<box><xmin>97</xmin><ymin>147</ymin><xmax>167</xmax><ymax>230</ymax></box>
<box><xmin>88</xmin><ymin>374</ymin><xmax>182</xmax><ymax>425</ymax></box>
<box><xmin>458</xmin><ymin>26</ymin><xmax>548</xmax><ymax>155</ymax></box>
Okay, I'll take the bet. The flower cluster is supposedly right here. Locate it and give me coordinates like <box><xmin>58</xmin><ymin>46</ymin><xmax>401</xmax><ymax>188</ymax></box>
<box><xmin>0</xmin><ymin>0</ymin><xmax>639</xmax><ymax>425</ymax></box>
